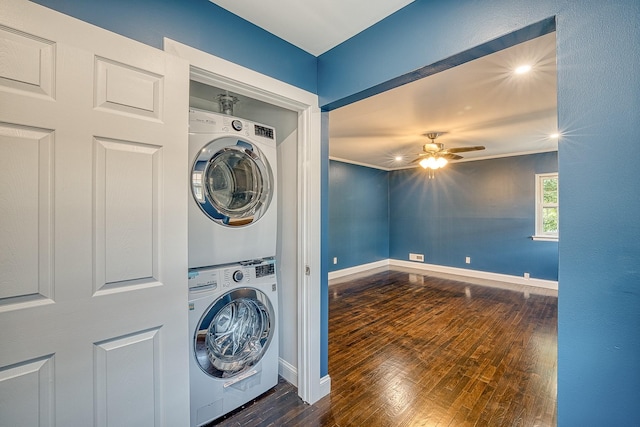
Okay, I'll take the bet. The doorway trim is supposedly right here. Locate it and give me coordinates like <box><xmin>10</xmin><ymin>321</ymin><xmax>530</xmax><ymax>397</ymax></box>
<box><xmin>163</xmin><ymin>38</ymin><xmax>327</xmax><ymax>404</ymax></box>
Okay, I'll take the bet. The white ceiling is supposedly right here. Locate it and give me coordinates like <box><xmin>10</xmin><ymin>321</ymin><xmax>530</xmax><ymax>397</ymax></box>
<box><xmin>208</xmin><ymin>2</ymin><xmax>558</xmax><ymax>171</ymax></box>
<box><xmin>330</xmin><ymin>32</ymin><xmax>558</xmax><ymax>170</ymax></box>
<box><xmin>209</xmin><ymin>0</ymin><xmax>415</xmax><ymax>56</ymax></box>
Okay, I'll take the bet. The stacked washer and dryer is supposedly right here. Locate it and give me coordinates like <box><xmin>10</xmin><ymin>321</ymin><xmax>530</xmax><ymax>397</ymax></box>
<box><xmin>187</xmin><ymin>107</ymin><xmax>279</xmax><ymax>427</ymax></box>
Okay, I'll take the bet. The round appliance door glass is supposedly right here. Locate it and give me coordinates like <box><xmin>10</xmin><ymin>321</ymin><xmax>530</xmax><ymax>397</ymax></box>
<box><xmin>194</xmin><ymin>288</ymin><xmax>275</xmax><ymax>378</ymax></box>
<box><xmin>192</xmin><ymin>137</ymin><xmax>273</xmax><ymax>227</ymax></box>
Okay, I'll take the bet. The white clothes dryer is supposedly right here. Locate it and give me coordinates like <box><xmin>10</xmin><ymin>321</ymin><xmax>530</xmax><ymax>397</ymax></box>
<box><xmin>188</xmin><ymin>259</ymin><xmax>279</xmax><ymax>426</ymax></box>
<box><xmin>189</xmin><ymin>108</ymin><xmax>277</xmax><ymax>269</ymax></box>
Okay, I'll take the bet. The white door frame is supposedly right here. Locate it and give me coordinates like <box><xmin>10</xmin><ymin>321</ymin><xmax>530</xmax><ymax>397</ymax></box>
<box><xmin>163</xmin><ymin>38</ymin><xmax>327</xmax><ymax>404</ymax></box>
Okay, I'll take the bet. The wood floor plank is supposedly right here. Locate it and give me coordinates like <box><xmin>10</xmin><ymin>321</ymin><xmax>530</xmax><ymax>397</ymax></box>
<box><xmin>207</xmin><ymin>268</ymin><xmax>557</xmax><ymax>426</ymax></box>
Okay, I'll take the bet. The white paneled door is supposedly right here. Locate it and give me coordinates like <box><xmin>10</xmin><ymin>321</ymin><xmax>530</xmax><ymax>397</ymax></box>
<box><xmin>0</xmin><ymin>1</ymin><xmax>190</xmax><ymax>426</ymax></box>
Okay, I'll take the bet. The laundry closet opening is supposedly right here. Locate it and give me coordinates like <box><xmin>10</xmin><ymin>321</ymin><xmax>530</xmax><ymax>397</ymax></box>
<box><xmin>189</xmin><ymin>79</ymin><xmax>300</xmax><ymax>392</ymax></box>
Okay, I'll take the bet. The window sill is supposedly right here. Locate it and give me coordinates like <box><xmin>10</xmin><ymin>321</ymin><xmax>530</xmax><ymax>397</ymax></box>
<box><xmin>531</xmin><ymin>235</ymin><xmax>558</xmax><ymax>242</ymax></box>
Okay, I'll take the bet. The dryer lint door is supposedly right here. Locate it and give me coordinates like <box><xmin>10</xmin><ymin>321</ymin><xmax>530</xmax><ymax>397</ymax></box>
<box><xmin>191</xmin><ymin>137</ymin><xmax>273</xmax><ymax>227</ymax></box>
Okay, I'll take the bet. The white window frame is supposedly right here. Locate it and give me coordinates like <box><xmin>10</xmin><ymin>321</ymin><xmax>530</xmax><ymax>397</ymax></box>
<box><xmin>533</xmin><ymin>172</ymin><xmax>559</xmax><ymax>241</ymax></box>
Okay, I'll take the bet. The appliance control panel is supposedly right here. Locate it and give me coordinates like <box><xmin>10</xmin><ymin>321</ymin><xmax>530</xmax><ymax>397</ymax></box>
<box><xmin>188</xmin><ymin>108</ymin><xmax>275</xmax><ymax>141</ymax></box>
<box><xmin>187</xmin><ymin>268</ymin><xmax>218</xmax><ymax>291</ymax></box>
<box><xmin>188</xmin><ymin>258</ymin><xmax>276</xmax><ymax>291</ymax></box>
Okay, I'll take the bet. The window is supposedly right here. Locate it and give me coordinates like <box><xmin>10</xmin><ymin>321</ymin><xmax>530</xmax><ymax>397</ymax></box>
<box><xmin>534</xmin><ymin>173</ymin><xmax>558</xmax><ymax>241</ymax></box>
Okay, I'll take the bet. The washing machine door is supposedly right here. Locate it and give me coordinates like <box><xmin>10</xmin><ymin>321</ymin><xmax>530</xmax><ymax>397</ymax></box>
<box><xmin>192</xmin><ymin>137</ymin><xmax>273</xmax><ymax>227</ymax></box>
<box><xmin>194</xmin><ymin>287</ymin><xmax>275</xmax><ymax>378</ymax></box>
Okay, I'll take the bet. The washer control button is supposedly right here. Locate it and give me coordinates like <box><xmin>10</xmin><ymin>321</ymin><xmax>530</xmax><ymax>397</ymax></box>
<box><xmin>231</xmin><ymin>120</ymin><xmax>243</xmax><ymax>131</ymax></box>
<box><xmin>232</xmin><ymin>270</ymin><xmax>244</xmax><ymax>282</ymax></box>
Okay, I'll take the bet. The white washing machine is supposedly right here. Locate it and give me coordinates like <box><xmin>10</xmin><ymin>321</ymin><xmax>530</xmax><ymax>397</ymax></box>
<box><xmin>189</xmin><ymin>108</ymin><xmax>278</xmax><ymax>269</ymax></box>
<box><xmin>188</xmin><ymin>259</ymin><xmax>279</xmax><ymax>426</ymax></box>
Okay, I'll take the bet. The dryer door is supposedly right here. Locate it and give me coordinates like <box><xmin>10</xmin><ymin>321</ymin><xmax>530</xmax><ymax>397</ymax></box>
<box><xmin>194</xmin><ymin>287</ymin><xmax>275</xmax><ymax>378</ymax></box>
<box><xmin>191</xmin><ymin>137</ymin><xmax>273</xmax><ymax>227</ymax></box>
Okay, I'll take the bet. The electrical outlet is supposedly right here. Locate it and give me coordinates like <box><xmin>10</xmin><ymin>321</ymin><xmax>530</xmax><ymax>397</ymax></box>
<box><xmin>465</xmin><ymin>256</ymin><xmax>471</xmax><ymax>264</ymax></box>
<box><xmin>524</xmin><ymin>272</ymin><xmax>530</xmax><ymax>279</ymax></box>
<box><xmin>409</xmin><ymin>253</ymin><xmax>424</xmax><ymax>262</ymax></box>
<box><xmin>333</xmin><ymin>257</ymin><xmax>338</xmax><ymax>265</ymax></box>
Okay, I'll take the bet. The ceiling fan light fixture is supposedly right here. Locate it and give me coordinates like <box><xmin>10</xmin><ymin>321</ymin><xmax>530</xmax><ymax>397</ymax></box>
<box><xmin>413</xmin><ymin>131</ymin><xmax>482</xmax><ymax>173</ymax></box>
<box><xmin>420</xmin><ymin>156</ymin><xmax>447</xmax><ymax>170</ymax></box>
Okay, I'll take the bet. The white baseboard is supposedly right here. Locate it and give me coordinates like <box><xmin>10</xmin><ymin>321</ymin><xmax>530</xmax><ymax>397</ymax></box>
<box><xmin>279</xmin><ymin>358</ymin><xmax>297</xmax><ymax>387</ymax></box>
<box><xmin>389</xmin><ymin>259</ymin><xmax>558</xmax><ymax>290</ymax></box>
<box><xmin>329</xmin><ymin>258</ymin><xmax>558</xmax><ymax>291</ymax></box>
<box><xmin>319</xmin><ymin>375</ymin><xmax>331</xmax><ymax>399</ymax></box>
<box><xmin>278</xmin><ymin>358</ymin><xmax>331</xmax><ymax>402</ymax></box>
<box><xmin>328</xmin><ymin>259</ymin><xmax>389</xmax><ymax>281</ymax></box>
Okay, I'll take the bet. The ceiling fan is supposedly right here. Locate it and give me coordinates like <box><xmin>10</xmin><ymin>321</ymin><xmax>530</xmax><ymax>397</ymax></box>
<box><xmin>412</xmin><ymin>132</ymin><xmax>485</xmax><ymax>171</ymax></box>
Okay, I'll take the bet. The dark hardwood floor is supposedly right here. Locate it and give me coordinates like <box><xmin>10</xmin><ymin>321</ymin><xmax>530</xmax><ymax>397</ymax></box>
<box><xmin>208</xmin><ymin>268</ymin><xmax>557</xmax><ymax>426</ymax></box>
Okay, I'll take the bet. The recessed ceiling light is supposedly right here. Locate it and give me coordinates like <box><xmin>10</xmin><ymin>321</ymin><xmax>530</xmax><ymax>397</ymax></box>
<box><xmin>515</xmin><ymin>64</ymin><xmax>532</xmax><ymax>74</ymax></box>
<box><xmin>550</xmin><ymin>133</ymin><xmax>559</xmax><ymax>139</ymax></box>
<box><xmin>395</xmin><ymin>156</ymin><xmax>403</xmax><ymax>161</ymax></box>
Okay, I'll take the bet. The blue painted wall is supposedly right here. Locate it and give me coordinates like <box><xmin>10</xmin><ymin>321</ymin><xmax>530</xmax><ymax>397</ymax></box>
<box><xmin>389</xmin><ymin>153</ymin><xmax>558</xmax><ymax>280</ymax></box>
<box><xmin>317</xmin><ymin>1</ymin><xmax>556</xmax><ymax>107</ymax></box>
<box><xmin>27</xmin><ymin>0</ymin><xmax>640</xmax><ymax>422</ymax></box>
<box><xmin>329</xmin><ymin>154</ymin><xmax>558</xmax><ymax>281</ymax></box>
<box><xmin>328</xmin><ymin>161</ymin><xmax>389</xmax><ymax>272</ymax></box>
<box><xmin>319</xmin><ymin>0</ymin><xmax>640</xmax><ymax>424</ymax></box>
<box><xmin>30</xmin><ymin>0</ymin><xmax>317</xmax><ymax>94</ymax></box>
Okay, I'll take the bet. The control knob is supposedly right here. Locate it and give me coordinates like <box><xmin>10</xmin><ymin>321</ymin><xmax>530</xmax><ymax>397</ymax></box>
<box><xmin>232</xmin><ymin>270</ymin><xmax>244</xmax><ymax>282</ymax></box>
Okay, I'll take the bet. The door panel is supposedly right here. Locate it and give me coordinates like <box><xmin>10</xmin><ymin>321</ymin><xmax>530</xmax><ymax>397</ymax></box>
<box><xmin>0</xmin><ymin>25</ymin><xmax>55</xmax><ymax>99</ymax></box>
<box><xmin>94</xmin><ymin>329</ymin><xmax>160</xmax><ymax>427</ymax></box>
<box><xmin>94</xmin><ymin>137</ymin><xmax>160</xmax><ymax>289</ymax></box>
<box><xmin>0</xmin><ymin>355</ymin><xmax>54</xmax><ymax>427</ymax></box>
<box><xmin>0</xmin><ymin>1</ymin><xmax>190</xmax><ymax>425</ymax></box>
<box><xmin>0</xmin><ymin>124</ymin><xmax>54</xmax><ymax>302</ymax></box>
<box><xmin>94</xmin><ymin>57</ymin><xmax>163</xmax><ymax>119</ymax></box>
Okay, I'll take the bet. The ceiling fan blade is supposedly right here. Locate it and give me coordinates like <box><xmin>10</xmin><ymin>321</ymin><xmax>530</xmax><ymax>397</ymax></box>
<box><xmin>443</xmin><ymin>153</ymin><xmax>463</xmax><ymax>160</ymax></box>
<box><xmin>447</xmin><ymin>145</ymin><xmax>485</xmax><ymax>153</ymax></box>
